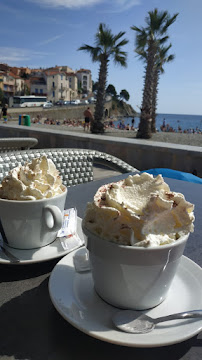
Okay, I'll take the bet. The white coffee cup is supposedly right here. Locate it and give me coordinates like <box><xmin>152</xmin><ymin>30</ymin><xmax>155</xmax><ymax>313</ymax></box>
<box><xmin>0</xmin><ymin>188</ymin><xmax>67</xmax><ymax>249</ymax></box>
<box><xmin>83</xmin><ymin>224</ymin><xmax>189</xmax><ymax>310</ymax></box>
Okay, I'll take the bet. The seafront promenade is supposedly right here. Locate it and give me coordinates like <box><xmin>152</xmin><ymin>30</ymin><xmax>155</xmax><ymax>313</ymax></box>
<box><xmin>4</xmin><ymin>118</ymin><xmax>202</xmax><ymax>147</ymax></box>
<box><xmin>0</xmin><ymin>120</ymin><xmax>202</xmax><ymax>178</ymax></box>
<box><xmin>13</xmin><ymin>119</ymin><xmax>202</xmax><ymax>147</ymax></box>
<box><xmin>7</xmin><ymin>106</ymin><xmax>202</xmax><ymax>147</ymax></box>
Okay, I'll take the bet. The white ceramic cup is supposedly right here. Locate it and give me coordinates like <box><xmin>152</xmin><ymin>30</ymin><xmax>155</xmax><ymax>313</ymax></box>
<box><xmin>0</xmin><ymin>188</ymin><xmax>67</xmax><ymax>249</ymax></box>
<box><xmin>83</xmin><ymin>224</ymin><xmax>189</xmax><ymax>310</ymax></box>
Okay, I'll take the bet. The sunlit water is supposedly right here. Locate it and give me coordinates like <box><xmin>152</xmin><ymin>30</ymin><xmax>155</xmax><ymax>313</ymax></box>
<box><xmin>113</xmin><ymin>113</ymin><xmax>202</xmax><ymax>132</ymax></box>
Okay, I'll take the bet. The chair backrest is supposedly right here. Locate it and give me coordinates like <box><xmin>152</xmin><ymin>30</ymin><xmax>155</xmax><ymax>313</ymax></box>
<box><xmin>0</xmin><ymin>138</ymin><xmax>38</xmax><ymax>152</ymax></box>
<box><xmin>0</xmin><ymin>148</ymin><xmax>138</xmax><ymax>187</ymax></box>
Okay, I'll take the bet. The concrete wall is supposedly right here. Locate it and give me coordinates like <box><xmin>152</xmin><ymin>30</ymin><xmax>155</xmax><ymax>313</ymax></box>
<box><xmin>8</xmin><ymin>101</ymin><xmax>112</xmax><ymax>121</ymax></box>
<box><xmin>0</xmin><ymin>123</ymin><xmax>202</xmax><ymax>176</ymax></box>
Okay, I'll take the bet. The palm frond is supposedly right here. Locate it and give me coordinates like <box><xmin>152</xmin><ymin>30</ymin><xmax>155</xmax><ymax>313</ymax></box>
<box><xmin>135</xmin><ymin>49</ymin><xmax>147</xmax><ymax>60</ymax></box>
<box><xmin>131</xmin><ymin>25</ymin><xmax>142</xmax><ymax>32</ymax></box>
<box><xmin>161</xmin><ymin>13</ymin><xmax>179</xmax><ymax>33</ymax></box>
<box><xmin>78</xmin><ymin>44</ymin><xmax>101</xmax><ymax>62</ymax></box>
<box><xmin>146</xmin><ymin>9</ymin><xmax>167</xmax><ymax>32</ymax></box>
<box><xmin>113</xmin><ymin>53</ymin><xmax>127</xmax><ymax>67</ymax></box>
<box><xmin>115</xmin><ymin>38</ymin><xmax>129</xmax><ymax>48</ymax></box>
<box><xmin>113</xmin><ymin>31</ymin><xmax>126</xmax><ymax>43</ymax></box>
<box><xmin>159</xmin><ymin>35</ymin><xmax>169</xmax><ymax>45</ymax></box>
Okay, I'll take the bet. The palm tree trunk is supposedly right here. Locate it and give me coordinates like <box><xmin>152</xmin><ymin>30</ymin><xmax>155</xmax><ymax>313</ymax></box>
<box><xmin>136</xmin><ymin>40</ymin><xmax>156</xmax><ymax>139</ymax></box>
<box><xmin>91</xmin><ymin>55</ymin><xmax>108</xmax><ymax>134</ymax></box>
<box><xmin>151</xmin><ymin>68</ymin><xmax>159</xmax><ymax>133</ymax></box>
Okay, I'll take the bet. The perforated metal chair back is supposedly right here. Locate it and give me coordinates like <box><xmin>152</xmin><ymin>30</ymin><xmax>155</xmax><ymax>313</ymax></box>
<box><xmin>0</xmin><ymin>138</ymin><xmax>38</xmax><ymax>152</ymax></box>
<box><xmin>0</xmin><ymin>148</ymin><xmax>138</xmax><ymax>187</ymax></box>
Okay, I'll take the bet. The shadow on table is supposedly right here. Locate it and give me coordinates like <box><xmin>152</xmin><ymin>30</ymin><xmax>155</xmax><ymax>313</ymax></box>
<box><xmin>0</xmin><ymin>258</ymin><xmax>60</xmax><ymax>283</ymax></box>
<box><xmin>0</xmin><ymin>277</ymin><xmax>201</xmax><ymax>360</ymax></box>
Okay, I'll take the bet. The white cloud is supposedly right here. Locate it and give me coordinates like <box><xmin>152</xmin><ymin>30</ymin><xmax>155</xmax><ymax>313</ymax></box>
<box><xmin>27</xmin><ymin>0</ymin><xmax>140</xmax><ymax>10</ymax></box>
<box><xmin>97</xmin><ymin>0</ymin><xmax>140</xmax><ymax>13</ymax></box>
<box><xmin>38</xmin><ymin>34</ymin><xmax>64</xmax><ymax>46</ymax></box>
<box><xmin>0</xmin><ymin>47</ymin><xmax>49</xmax><ymax>65</ymax></box>
<box><xmin>115</xmin><ymin>0</ymin><xmax>140</xmax><ymax>10</ymax></box>
<box><xmin>27</xmin><ymin>0</ymin><xmax>103</xmax><ymax>8</ymax></box>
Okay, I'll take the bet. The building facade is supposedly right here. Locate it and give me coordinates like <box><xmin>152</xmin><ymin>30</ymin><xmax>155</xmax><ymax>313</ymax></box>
<box><xmin>45</xmin><ymin>70</ymin><xmax>70</xmax><ymax>103</ymax></box>
<box><xmin>0</xmin><ymin>63</ymin><xmax>92</xmax><ymax>105</ymax></box>
<box><xmin>66</xmin><ymin>72</ymin><xmax>78</xmax><ymax>101</ymax></box>
<box><xmin>76</xmin><ymin>69</ymin><xmax>92</xmax><ymax>94</ymax></box>
<box><xmin>30</xmin><ymin>74</ymin><xmax>47</xmax><ymax>96</ymax></box>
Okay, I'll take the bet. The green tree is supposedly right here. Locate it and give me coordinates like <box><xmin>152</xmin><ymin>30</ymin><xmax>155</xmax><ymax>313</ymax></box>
<box><xmin>78</xmin><ymin>23</ymin><xmax>128</xmax><ymax>133</ymax></box>
<box><xmin>119</xmin><ymin>89</ymin><xmax>130</xmax><ymax>101</ymax></box>
<box><xmin>92</xmin><ymin>81</ymin><xmax>99</xmax><ymax>93</ymax></box>
<box><xmin>106</xmin><ymin>84</ymin><xmax>117</xmax><ymax>98</ymax></box>
<box><xmin>131</xmin><ymin>8</ymin><xmax>178</xmax><ymax>138</ymax></box>
<box><xmin>0</xmin><ymin>88</ymin><xmax>5</xmax><ymax>106</ymax></box>
<box><xmin>23</xmin><ymin>84</ymin><xmax>30</xmax><ymax>96</ymax></box>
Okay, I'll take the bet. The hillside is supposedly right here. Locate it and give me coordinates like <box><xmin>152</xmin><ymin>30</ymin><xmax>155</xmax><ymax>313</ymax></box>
<box><xmin>110</xmin><ymin>99</ymin><xmax>137</xmax><ymax>117</ymax></box>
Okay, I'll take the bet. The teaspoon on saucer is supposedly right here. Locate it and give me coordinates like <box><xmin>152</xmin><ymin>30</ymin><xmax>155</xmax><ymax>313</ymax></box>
<box><xmin>0</xmin><ymin>245</ymin><xmax>20</xmax><ymax>264</ymax></box>
<box><xmin>112</xmin><ymin>309</ymin><xmax>202</xmax><ymax>334</ymax></box>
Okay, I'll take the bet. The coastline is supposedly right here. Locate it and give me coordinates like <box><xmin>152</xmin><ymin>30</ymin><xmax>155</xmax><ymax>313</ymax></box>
<box><xmin>6</xmin><ymin>120</ymin><xmax>202</xmax><ymax>147</ymax></box>
<box><xmin>30</xmin><ymin>122</ymin><xmax>202</xmax><ymax>147</ymax></box>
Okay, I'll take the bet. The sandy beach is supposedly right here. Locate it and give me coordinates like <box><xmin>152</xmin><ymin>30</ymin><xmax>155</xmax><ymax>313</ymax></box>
<box><xmin>26</xmin><ymin>121</ymin><xmax>202</xmax><ymax>147</ymax></box>
<box><xmin>5</xmin><ymin>117</ymin><xmax>202</xmax><ymax>147</ymax></box>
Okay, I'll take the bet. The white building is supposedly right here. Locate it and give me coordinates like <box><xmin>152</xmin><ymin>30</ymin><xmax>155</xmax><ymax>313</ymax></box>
<box><xmin>76</xmin><ymin>69</ymin><xmax>92</xmax><ymax>94</ymax></box>
<box><xmin>45</xmin><ymin>70</ymin><xmax>70</xmax><ymax>103</ymax></box>
<box><xmin>66</xmin><ymin>72</ymin><xmax>78</xmax><ymax>101</ymax></box>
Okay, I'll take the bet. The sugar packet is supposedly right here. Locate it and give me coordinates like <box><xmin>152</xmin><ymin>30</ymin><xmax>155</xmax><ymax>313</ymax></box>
<box><xmin>57</xmin><ymin>208</ymin><xmax>84</xmax><ymax>250</ymax></box>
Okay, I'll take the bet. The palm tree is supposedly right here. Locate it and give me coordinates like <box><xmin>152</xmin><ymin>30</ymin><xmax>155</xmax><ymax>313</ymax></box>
<box><xmin>151</xmin><ymin>45</ymin><xmax>175</xmax><ymax>132</ymax></box>
<box><xmin>78</xmin><ymin>23</ymin><xmax>128</xmax><ymax>134</ymax></box>
<box><xmin>131</xmin><ymin>8</ymin><xmax>178</xmax><ymax>139</ymax></box>
<box><xmin>136</xmin><ymin>44</ymin><xmax>175</xmax><ymax>132</ymax></box>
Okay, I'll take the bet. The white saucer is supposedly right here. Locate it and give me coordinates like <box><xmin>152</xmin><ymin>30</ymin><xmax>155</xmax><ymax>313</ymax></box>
<box><xmin>0</xmin><ymin>217</ymin><xmax>84</xmax><ymax>265</ymax></box>
<box><xmin>49</xmin><ymin>248</ymin><xmax>202</xmax><ymax>348</ymax></box>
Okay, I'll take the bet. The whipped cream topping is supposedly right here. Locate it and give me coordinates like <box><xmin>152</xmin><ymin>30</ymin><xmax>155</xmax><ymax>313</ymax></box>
<box><xmin>0</xmin><ymin>156</ymin><xmax>66</xmax><ymax>200</ymax></box>
<box><xmin>83</xmin><ymin>173</ymin><xmax>194</xmax><ymax>247</ymax></box>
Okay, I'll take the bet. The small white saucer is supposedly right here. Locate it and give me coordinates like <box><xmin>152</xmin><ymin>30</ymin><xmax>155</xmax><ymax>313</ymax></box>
<box><xmin>0</xmin><ymin>217</ymin><xmax>84</xmax><ymax>265</ymax></box>
<box><xmin>49</xmin><ymin>248</ymin><xmax>202</xmax><ymax>348</ymax></box>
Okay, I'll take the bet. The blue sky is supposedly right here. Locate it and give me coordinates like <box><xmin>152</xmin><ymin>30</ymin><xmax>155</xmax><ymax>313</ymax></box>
<box><xmin>0</xmin><ymin>0</ymin><xmax>201</xmax><ymax>115</ymax></box>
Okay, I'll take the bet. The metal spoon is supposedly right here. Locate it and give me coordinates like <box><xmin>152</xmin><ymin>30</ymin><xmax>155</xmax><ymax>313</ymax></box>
<box><xmin>112</xmin><ymin>309</ymin><xmax>202</xmax><ymax>334</ymax></box>
<box><xmin>0</xmin><ymin>245</ymin><xmax>20</xmax><ymax>264</ymax></box>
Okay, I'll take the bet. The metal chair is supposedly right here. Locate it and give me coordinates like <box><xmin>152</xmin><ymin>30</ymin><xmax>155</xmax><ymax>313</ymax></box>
<box><xmin>0</xmin><ymin>138</ymin><xmax>38</xmax><ymax>152</ymax></box>
<box><xmin>0</xmin><ymin>148</ymin><xmax>139</xmax><ymax>186</ymax></box>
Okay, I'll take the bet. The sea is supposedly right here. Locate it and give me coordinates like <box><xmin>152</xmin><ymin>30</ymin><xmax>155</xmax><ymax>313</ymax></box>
<box><xmin>113</xmin><ymin>113</ymin><xmax>202</xmax><ymax>133</ymax></box>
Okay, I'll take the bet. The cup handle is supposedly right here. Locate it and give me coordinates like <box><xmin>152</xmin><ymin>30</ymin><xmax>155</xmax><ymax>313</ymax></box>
<box><xmin>43</xmin><ymin>205</ymin><xmax>63</xmax><ymax>232</ymax></box>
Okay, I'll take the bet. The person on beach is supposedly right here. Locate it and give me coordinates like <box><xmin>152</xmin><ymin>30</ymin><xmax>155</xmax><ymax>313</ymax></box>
<box><xmin>1</xmin><ymin>104</ymin><xmax>8</xmax><ymax>123</ymax></box>
<box><xmin>83</xmin><ymin>107</ymin><xmax>93</xmax><ymax>131</ymax></box>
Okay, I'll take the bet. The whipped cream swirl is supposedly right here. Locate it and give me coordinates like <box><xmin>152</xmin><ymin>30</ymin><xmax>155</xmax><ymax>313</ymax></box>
<box><xmin>0</xmin><ymin>155</ymin><xmax>66</xmax><ymax>200</ymax></box>
<box><xmin>83</xmin><ymin>173</ymin><xmax>195</xmax><ymax>247</ymax></box>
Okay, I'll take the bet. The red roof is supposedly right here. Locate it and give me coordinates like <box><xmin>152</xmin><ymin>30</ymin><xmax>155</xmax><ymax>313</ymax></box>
<box><xmin>9</xmin><ymin>72</ymin><xmax>21</xmax><ymax>79</ymax></box>
<box><xmin>44</xmin><ymin>70</ymin><xmax>65</xmax><ymax>76</ymax></box>
<box><xmin>76</xmin><ymin>69</ymin><xmax>91</xmax><ymax>73</ymax></box>
<box><xmin>66</xmin><ymin>72</ymin><xmax>76</xmax><ymax>76</ymax></box>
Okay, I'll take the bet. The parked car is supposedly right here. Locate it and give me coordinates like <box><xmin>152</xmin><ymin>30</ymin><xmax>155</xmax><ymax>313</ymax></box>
<box><xmin>81</xmin><ymin>99</ymin><xmax>89</xmax><ymax>105</ymax></box>
<box><xmin>64</xmin><ymin>101</ymin><xmax>71</xmax><ymax>106</ymax></box>
<box><xmin>88</xmin><ymin>97</ymin><xmax>96</xmax><ymax>104</ymax></box>
<box><xmin>55</xmin><ymin>100</ymin><xmax>64</xmax><ymax>106</ymax></box>
<box><xmin>71</xmin><ymin>99</ymin><xmax>81</xmax><ymax>105</ymax></box>
<box><xmin>43</xmin><ymin>101</ymin><xmax>53</xmax><ymax>108</ymax></box>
